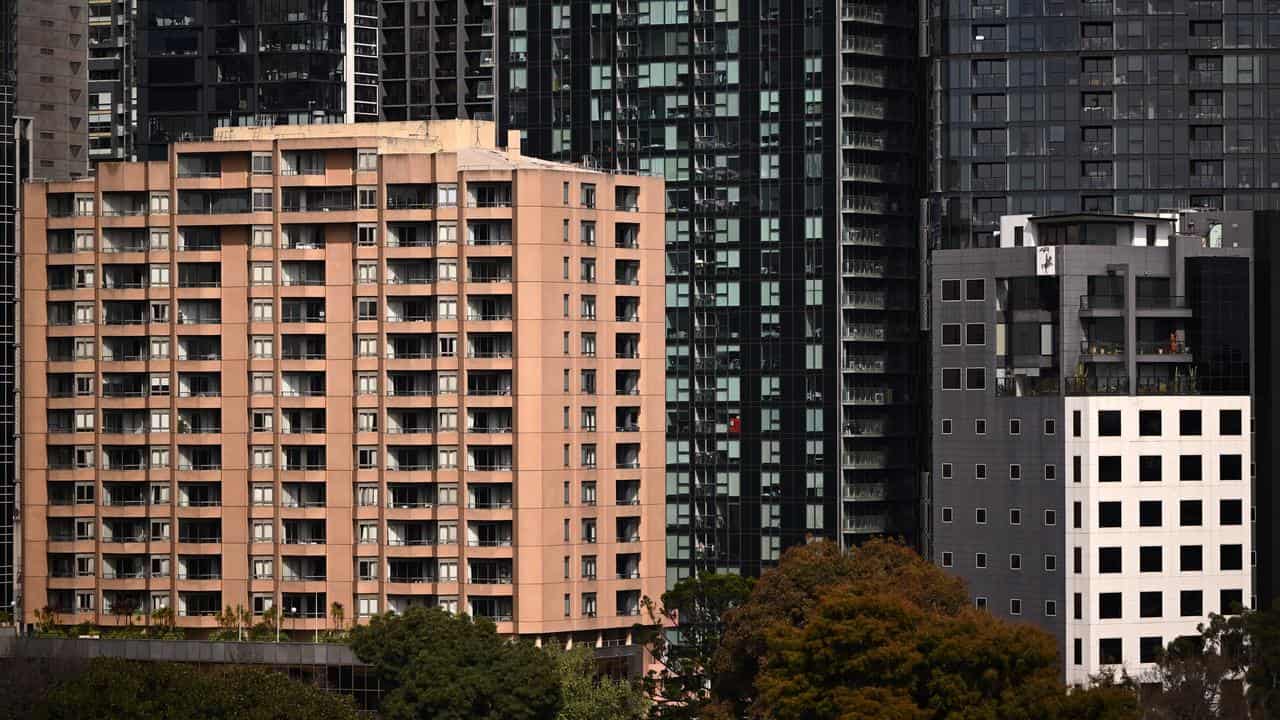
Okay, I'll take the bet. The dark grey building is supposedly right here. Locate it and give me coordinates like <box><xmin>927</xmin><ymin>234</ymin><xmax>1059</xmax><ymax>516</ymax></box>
<box><xmin>0</xmin><ymin>0</ymin><xmax>16</xmax><ymax>614</ymax></box>
<box><xmin>929</xmin><ymin>211</ymin><xmax>1255</xmax><ymax>681</ymax></box>
<box><xmin>16</xmin><ymin>0</ymin><xmax>88</xmax><ymax>179</ymax></box>
<box><xmin>88</xmin><ymin>0</ymin><xmax>137</xmax><ymax>163</ymax></box>
<box><xmin>378</xmin><ymin>0</ymin><xmax>497</xmax><ymax>122</ymax></box>
<box><xmin>135</xmin><ymin>0</ymin><xmax>374</xmax><ymax>160</ymax></box>
<box><xmin>924</xmin><ymin>0</ymin><xmax>1280</xmax><ymax>251</ymax></box>
<box><xmin>496</xmin><ymin>0</ymin><xmax>922</xmax><ymax>579</ymax></box>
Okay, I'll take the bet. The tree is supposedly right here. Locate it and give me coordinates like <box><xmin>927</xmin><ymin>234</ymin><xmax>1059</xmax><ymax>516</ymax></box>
<box><xmin>349</xmin><ymin>607</ymin><xmax>561</xmax><ymax>720</ymax></box>
<box><xmin>711</xmin><ymin>539</ymin><xmax>969</xmax><ymax>718</ymax></box>
<box><xmin>710</xmin><ymin>539</ymin><xmax>1138</xmax><ymax>720</ymax></box>
<box><xmin>31</xmin><ymin>657</ymin><xmax>361</xmax><ymax>720</ymax></box>
<box><xmin>552</xmin><ymin>645</ymin><xmax>647</xmax><ymax>720</ymax></box>
<box><xmin>638</xmin><ymin>572</ymin><xmax>753</xmax><ymax>719</ymax></box>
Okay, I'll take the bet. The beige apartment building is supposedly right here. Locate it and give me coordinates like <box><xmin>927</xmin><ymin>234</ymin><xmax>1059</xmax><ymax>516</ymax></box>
<box><xmin>19</xmin><ymin>120</ymin><xmax>664</xmax><ymax>645</ymax></box>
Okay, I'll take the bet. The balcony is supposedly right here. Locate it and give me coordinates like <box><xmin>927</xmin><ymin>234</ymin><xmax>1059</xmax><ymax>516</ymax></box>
<box><xmin>1064</xmin><ymin>375</ymin><xmax>1129</xmax><ymax>395</ymax></box>
<box><xmin>994</xmin><ymin>376</ymin><xmax>1061</xmax><ymax>397</ymax></box>
<box><xmin>844</xmin><ymin>514</ymin><xmax>888</xmax><ymax>534</ymax></box>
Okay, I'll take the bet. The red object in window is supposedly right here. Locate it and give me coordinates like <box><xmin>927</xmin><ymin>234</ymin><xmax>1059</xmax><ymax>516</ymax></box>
<box><xmin>728</xmin><ymin>416</ymin><xmax>741</xmax><ymax>433</ymax></box>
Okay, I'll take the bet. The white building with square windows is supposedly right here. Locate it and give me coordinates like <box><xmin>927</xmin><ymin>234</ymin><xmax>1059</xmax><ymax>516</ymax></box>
<box><xmin>928</xmin><ymin>210</ymin><xmax>1256</xmax><ymax>682</ymax></box>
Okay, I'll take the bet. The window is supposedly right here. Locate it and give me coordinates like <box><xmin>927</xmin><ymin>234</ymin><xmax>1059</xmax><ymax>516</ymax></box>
<box><xmin>1045</xmin><ymin>600</ymin><xmax>1058</xmax><ymax>617</ymax></box>
<box><xmin>357</xmin><ymin>149</ymin><xmax>377</xmax><ymax>171</ymax></box>
<box><xmin>941</xmin><ymin>552</ymin><xmax>954</xmax><ymax>567</ymax></box>
<box><xmin>941</xmin><ymin>418</ymin><xmax>953</xmax><ymax>435</ymax></box>
<box><xmin>1180</xmin><ymin>455</ymin><xmax>1203</xmax><ymax>481</ymax></box>
<box><xmin>941</xmin><ymin>463</ymin><xmax>953</xmax><ymax>480</ymax></box>
<box><xmin>942</xmin><ymin>507</ymin><xmax>953</xmax><ymax>523</ymax></box>
<box><xmin>975</xmin><ymin>508</ymin><xmax>988</xmax><ymax>524</ymax></box>
<box><xmin>1140</xmin><ymin>455</ymin><xmax>1162</xmax><ymax>482</ymax></box>
<box><xmin>1139</xmin><ymin>410</ymin><xmax>1161</xmax><ymax>436</ymax></box>
<box><xmin>252</xmin><ymin>189</ymin><xmax>273</xmax><ymax>212</ymax></box>
<box><xmin>975</xmin><ymin>553</ymin><xmax>988</xmax><ymax>568</ymax></box>
<box><xmin>357</xmin><ymin>299</ymin><xmax>378</xmax><ymax>320</ymax></box>
<box><xmin>941</xmin><ymin>368</ymin><xmax>962</xmax><ymax>390</ymax></box>
<box><xmin>358</xmin><ymin>186</ymin><xmax>377</xmax><ymax>209</ymax></box>
<box><xmin>941</xmin><ymin>323</ymin><xmax>962</xmax><ymax>346</ymax></box>
<box><xmin>965</xmin><ymin>279</ymin><xmax>985</xmax><ymax>300</ymax></box>
<box><xmin>1140</xmin><ymin>637</ymin><xmax>1164</xmax><ymax>664</ymax></box>
<box><xmin>1136</xmin><ymin>591</ymin><xmax>1164</xmax><ymax>619</ymax></box>
<box><xmin>941</xmin><ymin>279</ymin><xmax>961</xmax><ymax>301</ymax></box>
<box><xmin>1099</xmin><ymin>592</ymin><xmax>1122</xmax><ymax>619</ymax></box>
<box><xmin>1010</xmin><ymin>598</ymin><xmax>1022</xmax><ymax>615</ymax></box>
<box><xmin>1098</xmin><ymin>456</ymin><xmax>1122</xmax><ymax>482</ymax></box>
<box><xmin>1220</xmin><ymin>454</ymin><xmax>1242</xmax><ymax>481</ymax></box>
<box><xmin>965</xmin><ymin>368</ymin><xmax>985</xmax><ymax>390</ymax></box>
<box><xmin>1044</xmin><ymin>464</ymin><xmax>1057</xmax><ymax>481</ymax></box>
<box><xmin>252</xmin><ymin>226</ymin><xmax>273</xmax><ymax>247</ymax></box>
<box><xmin>1180</xmin><ymin>410</ymin><xmax>1202</xmax><ymax>436</ymax></box>
<box><xmin>1181</xmin><ymin>545</ymin><xmax>1204</xmax><ymax>572</ymax></box>
<box><xmin>1044</xmin><ymin>418</ymin><xmax>1056</xmax><ymax>435</ymax></box>
<box><xmin>1221</xmin><ymin>544</ymin><xmax>1243</xmax><ymax>571</ymax></box>
<box><xmin>1010</xmin><ymin>553</ymin><xmax>1022</xmax><ymax>570</ymax></box>
<box><xmin>1140</xmin><ymin>546</ymin><xmax>1163</xmax><ymax>572</ymax></box>
<box><xmin>1098</xmin><ymin>410</ymin><xmax>1121</xmax><ymax>436</ymax></box>
<box><xmin>1139</xmin><ymin>501</ymin><xmax>1162</xmax><ymax>527</ymax></box>
<box><xmin>966</xmin><ymin>323</ymin><xmax>986</xmax><ymax>345</ymax></box>
<box><xmin>1099</xmin><ymin>639</ymin><xmax>1123</xmax><ymax>666</ymax></box>
<box><xmin>975</xmin><ymin>464</ymin><xmax>987</xmax><ymax>480</ymax></box>
<box><xmin>1221</xmin><ymin>589</ymin><xmax>1244</xmax><ymax>615</ymax></box>
<box><xmin>251</xmin><ymin>374</ymin><xmax>273</xmax><ymax>395</ymax></box>
<box><xmin>1098</xmin><ymin>501</ymin><xmax>1122</xmax><ymax>528</ymax></box>
<box><xmin>1181</xmin><ymin>590</ymin><xmax>1203</xmax><ymax>616</ymax></box>
<box><xmin>1180</xmin><ymin>500</ymin><xmax>1203</xmax><ymax>526</ymax></box>
<box><xmin>1009</xmin><ymin>418</ymin><xmax>1021</xmax><ymax>435</ymax></box>
<box><xmin>1044</xmin><ymin>509</ymin><xmax>1057</xmax><ymax>526</ymax></box>
<box><xmin>1219</xmin><ymin>409</ymin><xmax>1242</xmax><ymax>435</ymax></box>
<box><xmin>1099</xmin><ymin>547</ymin><xmax>1122</xmax><ymax>573</ymax></box>
<box><xmin>1044</xmin><ymin>554</ymin><xmax>1057</xmax><ymax>571</ymax></box>
<box><xmin>1009</xmin><ymin>464</ymin><xmax>1022</xmax><ymax>480</ymax></box>
<box><xmin>1073</xmin><ymin>410</ymin><xmax>1082</xmax><ymax>436</ymax></box>
<box><xmin>1220</xmin><ymin>499</ymin><xmax>1242</xmax><ymax>525</ymax></box>
<box><xmin>252</xmin><ymin>153</ymin><xmax>273</xmax><ymax>174</ymax></box>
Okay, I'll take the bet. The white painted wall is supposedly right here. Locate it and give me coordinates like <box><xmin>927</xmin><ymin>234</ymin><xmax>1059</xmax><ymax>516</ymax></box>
<box><xmin>1064</xmin><ymin>395</ymin><xmax>1251</xmax><ymax>685</ymax></box>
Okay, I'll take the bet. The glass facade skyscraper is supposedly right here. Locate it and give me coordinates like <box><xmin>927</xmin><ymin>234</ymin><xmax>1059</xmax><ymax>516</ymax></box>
<box><xmin>135</xmin><ymin>0</ymin><xmax>377</xmax><ymax>160</ymax></box>
<box><xmin>498</xmin><ymin>0</ymin><xmax>921</xmax><ymax>580</ymax></box>
<box><xmin>925</xmin><ymin>0</ymin><xmax>1280</xmax><ymax>251</ymax></box>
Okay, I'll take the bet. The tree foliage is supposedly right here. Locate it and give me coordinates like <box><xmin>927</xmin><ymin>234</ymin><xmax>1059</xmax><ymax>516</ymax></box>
<box><xmin>349</xmin><ymin>607</ymin><xmax>561</xmax><ymax>720</ymax></box>
<box><xmin>553</xmin><ymin>645</ymin><xmax>648</xmax><ymax>720</ymax></box>
<box><xmin>1136</xmin><ymin>605</ymin><xmax>1280</xmax><ymax>719</ymax></box>
<box><xmin>703</xmin><ymin>539</ymin><xmax>1138</xmax><ymax>720</ymax></box>
<box><xmin>29</xmin><ymin>657</ymin><xmax>361</xmax><ymax>720</ymax></box>
<box><xmin>638</xmin><ymin>572</ymin><xmax>753</xmax><ymax>719</ymax></box>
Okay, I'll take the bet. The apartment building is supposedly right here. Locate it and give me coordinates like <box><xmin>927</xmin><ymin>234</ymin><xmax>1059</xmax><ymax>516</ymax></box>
<box><xmin>499</xmin><ymin>0</ymin><xmax>923</xmax><ymax>578</ymax></box>
<box><xmin>18</xmin><ymin>120</ymin><xmax>664</xmax><ymax>646</ymax></box>
<box><xmin>134</xmin><ymin>0</ymin><xmax>378</xmax><ymax>160</ymax></box>
<box><xmin>379</xmin><ymin>0</ymin><xmax>497</xmax><ymax>122</ymax></box>
<box><xmin>929</xmin><ymin>211</ymin><xmax>1254</xmax><ymax>682</ymax></box>
<box><xmin>87</xmin><ymin>0</ymin><xmax>136</xmax><ymax>163</ymax></box>
<box><xmin>925</xmin><ymin>0</ymin><xmax>1280</xmax><ymax>251</ymax></box>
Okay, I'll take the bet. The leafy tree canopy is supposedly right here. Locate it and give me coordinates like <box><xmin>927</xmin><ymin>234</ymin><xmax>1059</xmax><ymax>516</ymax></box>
<box><xmin>349</xmin><ymin>607</ymin><xmax>561</xmax><ymax>720</ymax></box>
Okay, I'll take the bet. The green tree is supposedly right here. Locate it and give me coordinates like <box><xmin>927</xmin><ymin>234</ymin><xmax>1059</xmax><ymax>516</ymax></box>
<box><xmin>638</xmin><ymin>572</ymin><xmax>753</xmax><ymax>720</ymax></box>
<box><xmin>349</xmin><ymin>607</ymin><xmax>561</xmax><ymax>720</ymax></box>
<box><xmin>31</xmin><ymin>657</ymin><xmax>361</xmax><ymax>720</ymax></box>
<box><xmin>552</xmin><ymin>645</ymin><xmax>647</xmax><ymax>720</ymax></box>
<box><xmin>710</xmin><ymin>539</ymin><xmax>1138</xmax><ymax>720</ymax></box>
